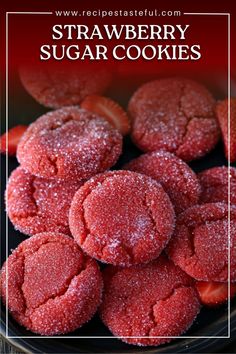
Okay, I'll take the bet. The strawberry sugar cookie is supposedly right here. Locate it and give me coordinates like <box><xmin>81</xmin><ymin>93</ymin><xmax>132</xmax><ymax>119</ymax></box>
<box><xmin>124</xmin><ymin>151</ymin><xmax>201</xmax><ymax>214</ymax></box>
<box><xmin>69</xmin><ymin>171</ymin><xmax>175</xmax><ymax>266</ymax></box>
<box><xmin>20</xmin><ymin>65</ymin><xmax>112</xmax><ymax>109</ymax></box>
<box><xmin>128</xmin><ymin>78</ymin><xmax>220</xmax><ymax>161</ymax></box>
<box><xmin>100</xmin><ymin>255</ymin><xmax>200</xmax><ymax>346</ymax></box>
<box><xmin>166</xmin><ymin>203</ymin><xmax>236</xmax><ymax>282</ymax></box>
<box><xmin>215</xmin><ymin>98</ymin><xmax>236</xmax><ymax>163</ymax></box>
<box><xmin>198</xmin><ymin>166</ymin><xmax>236</xmax><ymax>205</ymax></box>
<box><xmin>0</xmin><ymin>233</ymin><xmax>103</xmax><ymax>335</ymax></box>
<box><xmin>17</xmin><ymin>106</ymin><xmax>122</xmax><ymax>180</ymax></box>
<box><xmin>6</xmin><ymin>166</ymin><xmax>84</xmax><ymax>236</ymax></box>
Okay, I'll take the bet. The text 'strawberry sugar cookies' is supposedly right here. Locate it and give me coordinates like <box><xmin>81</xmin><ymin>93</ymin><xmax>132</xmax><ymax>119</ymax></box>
<box><xmin>100</xmin><ymin>255</ymin><xmax>200</xmax><ymax>346</ymax></box>
<box><xmin>128</xmin><ymin>78</ymin><xmax>220</xmax><ymax>161</ymax></box>
<box><xmin>166</xmin><ymin>203</ymin><xmax>236</xmax><ymax>282</ymax></box>
<box><xmin>0</xmin><ymin>233</ymin><xmax>103</xmax><ymax>335</ymax></box>
<box><xmin>198</xmin><ymin>166</ymin><xmax>236</xmax><ymax>205</ymax></box>
<box><xmin>124</xmin><ymin>151</ymin><xmax>201</xmax><ymax>214</ymax></box>
<box><xmin>6</xmin><ymin>167</ymin><xmax>84</xmax><ymax>236</ymax></box>
<box><xmin>69</xmin><ymin>171</ymin><xmax>175</xmax><ymax>266</ymax></box>
<box><xmin>20</xmin><ymin>66</ymin><xmax>112</xmax><ymax>109</ymax></box>
<box><xmin>17</xmin><ymin>106</ymin><xmax>122</xmax><ymax>180</ymax></box>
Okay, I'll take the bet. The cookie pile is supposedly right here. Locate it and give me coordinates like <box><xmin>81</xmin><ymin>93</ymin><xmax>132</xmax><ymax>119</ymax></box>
<box><xmin>1</xmin><ymin>75</ymin><xmax>235</xmax><ymax>347</ymax></box>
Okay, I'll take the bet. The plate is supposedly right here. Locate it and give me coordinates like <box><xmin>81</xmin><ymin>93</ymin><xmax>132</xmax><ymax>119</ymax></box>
<box><xmin>1</xmin><ymin>73</ymin><xmax>235</xmax><ymax>353</ymax></box>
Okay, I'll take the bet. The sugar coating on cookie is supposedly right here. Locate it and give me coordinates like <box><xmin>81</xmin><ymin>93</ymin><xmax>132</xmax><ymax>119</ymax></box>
<box><xmin>124</xmin><ymin>150</ymin><xmax>201</xmax><ymax>214</ymax></box>
<box><xmin>167</xmin><ymin>203</ymin><xmax>236</xmax><ymax>282</ymax></box>
<box><xmin>198</xmin><ymin>166</ymin><xmax>236</xmax><ymax>205</ymax></box>
<box><xmin>69</xmin><ymin>171</ymin><xmax>175</xmax><ymax>266</ymax></box>
<box><xmin>20</xmin><ymin>66</ymin><xmax>112</xmax><ymax>109</ymax></box>
<box><xmin>100</xmin><ymin>255</ymin><xmax>200</xmax><ymax>346</ymax></box>
<box><xmin>128</xmin><ymin>78</ymin><xmax>220</xmax><ymax>161</ymax></box>
<box><xmin>6</xmin><ymin>167</ymin><xmax>84</xmax><ymax>236</ymax></box>
<box><xmin>0</xmin><ymin>233</ymin><xmax>103</xmax><ymax>335</ymax></box>
<box><xmin>17</xmin><ymin>106</ymin><xmax>122</xmax><ymax>180</ymax></box>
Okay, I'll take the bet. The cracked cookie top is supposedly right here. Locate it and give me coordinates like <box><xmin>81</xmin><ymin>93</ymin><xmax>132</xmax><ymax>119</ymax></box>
<box><xmin>128</xmin><ymin>78</ymin><xmax>220</xmax><ymax>161</ymax></box>
<box><xmin>198</xmin><ymin>166</ymin><xmax>236</xmax><ymax>205</ymax></box>
<box><xmin>20</xmin><ymin>65</ymin><xmax>112</xmax><ymax>109</ymax></box>
<box><xmin>99</xmin><ymin>255</ymin><xmax>200</xmax><ymax>346</ymax></box>
<box><xmin>0</xmin><ymin>232</ymin><xmax>103</xmax><ymax>335</ymax></box>
<box><xmin>123</xmin><ymin>150</ymin><xmax>201</xmax><ymax>214</ymax></box>
<box><xmin>17</xmin><ymin>106</ymin><xmax>122</xmax><ymax>180</ymax></box>
<box><xmin>69</xmin><ymin>170</ymin><xmax>175</xmax><ymax>266</ymax></box>
<box><xmin>166</xmin><ymin>202</ymin><xmax>236</xmax><ymax>282</ymax></box>
<box><xmin>6</xmin><ymin>166</ymin><xmax>84</xmax><ymax>236</ymax></box>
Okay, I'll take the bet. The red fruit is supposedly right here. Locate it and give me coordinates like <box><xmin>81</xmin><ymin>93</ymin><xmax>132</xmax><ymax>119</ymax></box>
<box><xmin>216</xmin><ymin>98</ymin><xmax>236</xmax><ymax>163</ymax></box>
<box><xmin>195</xmin><ymin>281</ymin><xmax>236</xmax><ymax>306</ymax></box>
<box><xmin>81</xmin><ymin>95</ymin><xmax>130</xmax><ymax>135</ymax></box>
<box><xmin>0</xmin><ymin>125</ymin><xmax>27</xmax><ymax>156</ymax></box>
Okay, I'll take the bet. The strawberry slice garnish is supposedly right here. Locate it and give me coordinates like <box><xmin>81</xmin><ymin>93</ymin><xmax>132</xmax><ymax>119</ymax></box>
<box><xmin>195</xmin><ymin>281</ymin><xmax>236</xmax><ymax>306</ymax></box>
<box><xmin>0</xmin><ymin>125</ymin><xmax>27</xmax><ymax>156</ymax></box>
<box><xmin>81</xmin><ymin>95</ymin><xmax>130</xmax><ymax>135</ymax></box>
<box><xmin>216</xmin><ymin>98</ymin><xmax>236</xmax><ymax>163</ymax></box>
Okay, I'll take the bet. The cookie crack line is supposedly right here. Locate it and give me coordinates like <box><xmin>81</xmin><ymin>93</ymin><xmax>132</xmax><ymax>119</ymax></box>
<box><xmin>47</xmin><ymin>155</ymin><xmax>59</xmax><ymax>175</ymax></box>
<box><xmin>177</xmin><ymin>84</ymin><xmax>216</xmax><ymax>148</ymax></box>
<box><xmin>183</xmin><ymin>214</ymin><xmax>231</xmax><ymax>230</ymax></box>
<box><xmin>18</xmin><ymin>246</ymin><xmax>88</xmax><ymax>319</ymax></box>
<box><xmin>8</xmin><ymin>176</ymin><xmax>39</xmax><ymax>219</ymax></box>
<box><xmin>187</xmin><ymin>226</ymin><xmax>197</xmax><ymax>258</ymax></box>
<box><xmin>177</xmin><ymin>116</ymin><xmax>216</xmax><ymax>153</ymax></box>
<box><xmin>49</xmin><ymin>115</ymin><xmax>74</xmax><ymax>131</ymax></box>
<box><xmin>16</xmin><ymin>252</ymin><xmax>33</xmax><ymax>327</ymax></box>
<box><xmin>10</xmin><ymin>181</ymin><xmax>70</xmax><ymax>230</ymax></box>
<box><xmin>26</xmin><ymin>153</ymin><xmax>59</xmax><ymax>179</ymax></box>
<box><xmin>143</xmin><ymin>192</ymin><xmax>163</xmax><ymax>243</ymax></box>
<box><xmin>181</xmin><ymin>215</ymin><xmax>230</xmax><ymax>259</ymax></box>
<box><xmin>13</xmin><ymin>212</ymin><xmax>69</xmax><ymax>232</ymax></box>
<box><xmin>78</xmin><ymin>174</ymin><xmax>115</xmax><ymax>246</ymax></box>
<box><xmin>176</xmin><ymin>216</ymin><xmax>232</xmax><ymax>279</ymax></box>
<box><xmin>79</xmin><ymin>200</ymin><xmax>95</xmax><ymax>246</ymax></box>
<box><xmin>31</xmin><ymin>178</ymin><xmax>39</xmax><ymax>214</ymax></box>
<box><xmin>176</xmin><ymin>83</ymin><xmax>188</xmax><ymax>146</ymax></box>
<box><xmin>147</xmin><ymin>285</ymin><xmax>194</xmax><ymax>336</ymax></box>
<box><xmin>80</xmin><ymin>201</ymin><xmax>135</xmax><ymax>264</ymax></box>
<box><xmin>80</xmin><ymin>180</ymin><xmax>159</xmax><ymax>263</ymax></box>
<box><xmin>100</xmin><ymin>241</ymin><xmax>135</xmax><ymax>265</ymax></box>
<box><xmin>37</xmin><ymin>69</ymin><xmax>55</xmax><ymax>96</ymax></box>
<box><xmin>31</xmin><ymin>263</ymin><xmax>87</xmax><ymax>313</ymax></box>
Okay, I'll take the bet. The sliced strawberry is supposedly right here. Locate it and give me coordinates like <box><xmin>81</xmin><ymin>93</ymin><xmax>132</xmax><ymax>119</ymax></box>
<box><xmin>0</xmin><ymin>125</ymin><xmax>27</xmax><ymax>156</ymax></box>
<box><xmin>81</xmin><ymin>95</ymin><xmax>130</xmax><ymax>135</ymax></box>
<box><xmin>216</xmin><ymin>98</ymin><xmax>236</xmax><ymax>163</ymax></box>
<box><xmin>195</xmin><ymin>281</ymin><xmax>236</xmax><ymax>306</ymax></box>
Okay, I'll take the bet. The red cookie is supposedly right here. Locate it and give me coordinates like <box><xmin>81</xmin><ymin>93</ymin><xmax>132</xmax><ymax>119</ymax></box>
<box><xmin>124</xmin><ymin>151</ymin><xmax>201</xmax><ymax>214</ymax></box>
<box><xmin>128</xmin><ymin>78</ymin><xmax>220</xmax><ymax>161</ymax></box>
<box><xmin>69</xmin><ymin>171</ymin><xmax>175</xmax><ymax>266</ymax></box>
<box><xmin>17</xmin><ymin>106</ymin><xmax>122</xmax><ymax>180</ymax></box>
<box><xmin>100</xmin><ymin>255</ymin><xmax>200</xmax><ymax>346</ymax></box>
<box><xmin>20</xmin><ymin>66</ymin><xmax>112</xmax><ymax>109</ymax></box>
<box><xmin>198</xmin><ymin>166</ymin><xmax>236</xmax><ymax>205</ymax></box>
<box><xmin>166</xmin><ymin>203</ymin><xmax>236</xmax><ymax>282</ymax></box>
<box><xmin>6</xmin><ymin>167</ymin><xmax>84</xmax><ymax>236</ymax></box>
<box><xmin>0</xmin><ymin>233</ymin><xmax>103</xmax><ymax>335</ymax></box>
<box><xmin>215</xmin><ymin>98</ymin><xmax>236</xmax><ymax>163</ymax></box>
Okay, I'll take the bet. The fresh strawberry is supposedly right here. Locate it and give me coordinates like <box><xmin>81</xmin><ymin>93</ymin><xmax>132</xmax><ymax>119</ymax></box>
<box><xmin>195</xmin><ymin>281</ymin><xmax>236</xmax><ymax>306</ymax></box>
<box><xmin>81</xmin><ymin>95</ymin><xmax>130</xmax><ymax>135</ymax></box>
<box><xmin>216</xmin><ymin>98</ymin><xmax>236</xmax><ymax>163</ymax></box>
<box><xmin>0</xmin><ymin>125</ymin><xmax>27</xmax><ymax>156</ymax></box>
